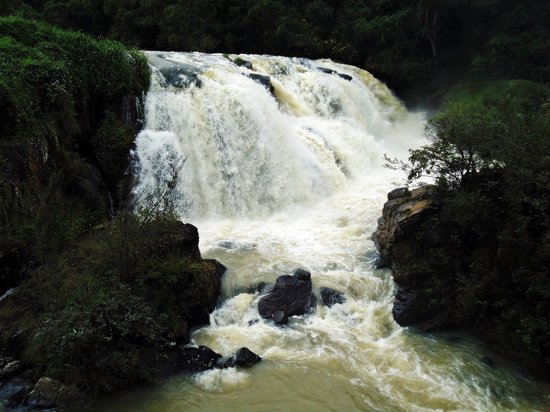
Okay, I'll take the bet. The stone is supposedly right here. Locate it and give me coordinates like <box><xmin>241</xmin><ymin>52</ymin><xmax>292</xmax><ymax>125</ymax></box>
<box><xmin>156</xmin><ymin>345</ymin><xmax>222</xmax><ymax>377</ymax></box>
<box><xmin>387</xmin><ymin>187</ymin><xmax>410</xmax><ymax>200</ymax></box>
<box><xmin>258</xmin><ymin>269</ymin><xmax>316</xmax><ymax>324</ymax></box>
<box><xmin>247</xmin><ymin>73</ymin><xmax>275</xmax><ymax>96</ymax></box>
<box><xmin>216</xmin><ymin>347</ymin><xmax>262</xmax><ymax>369</ymax></box>
<box><xmin>0</xmin><ymin>378</ymin><xmax>33</xmax><ymax>406</ymax></box>
<box><xmin>0</xmin><ymin>360</ymin><xmax>22</xmax><ymax>379</ymax></box>
<box><xmin>234</xmin><ymin>347</ymin><xmax>262</xmax><ymax>367</ymax></box>
<box><xmin>25</xmin><ymin>377</ymin><xmax>62</xmax><ymax>409</ymax></box>
<box><xmin>320</xmin><ymin>287</ymin><xmax>346</xmax><ymax>307</ymax></box>
<box><xmin>317</xmin><ymin>67</ymin><xmax>352</xmax><ymax>81</ymax></box>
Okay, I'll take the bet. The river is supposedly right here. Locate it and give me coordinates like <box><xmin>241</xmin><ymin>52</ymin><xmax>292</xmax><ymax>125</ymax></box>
<box><xmin>103</xmin><ymin>52</ymin><xmax>550</xmax><ymax>411</ymax></box>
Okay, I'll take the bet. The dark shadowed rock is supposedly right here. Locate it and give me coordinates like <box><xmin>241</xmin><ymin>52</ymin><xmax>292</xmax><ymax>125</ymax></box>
<box><xmin>179</xmin><ymin>223</ymin><xmax>202</xmax><ymax>260</ymax></box>
<box><xmin>0</xmin><ymin>360</ymin><xmax>22</xmax><ymax>380</ymax></box>
<box><xmin>0</xmin><ymin>378</ymin><xmax>33</xmax><ymax>406</ymax></box>
<box><xmin>234</xmin><ymin>348</ymin><xmax>262</xmax><ymax>367</ymax></box>
<box><xmin>320</xmin><ymin>287</ymin><xmax>346</xmax><ymax>307</ymax></box>
<box><xmin>317</xmin><ymin>67</ymin><xmax>353</xmax><ymax>81</ymax></box>
<box><xmin>247</xmin><ymin>73</ymin><xmax>275</xmax><ymax>96</ymax></box>
<box><xmin>25</xmin><ymin>377</ymin><xmax>62</xmax><ymax>409</ymax></box>
<box><xmin>217</xmin><ymin>347</ymin><xmax>262</xmax><ymax>369</ymax></box>
<box><xmin>156</xmin><ymin>345</ymin><xmax>222</xmax><ymax>377</ymax></box>
<box><xmin>258</xmin><ymin>269</ymin><xmax>316</xmax><ymax>324</ymax></box>
<box><xmin>387</xmin><ymin>187</ymin><xmax>410</xmax><ymax>200</ymax></box>
<box><xmin>481</xmin><ymin>357</ymin><xmax>495</xmax><ymax>367</ymax></box>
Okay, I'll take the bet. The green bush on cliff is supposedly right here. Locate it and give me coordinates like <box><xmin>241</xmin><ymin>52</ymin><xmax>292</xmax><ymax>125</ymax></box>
<box><xmin>404</xmin><ymin>80</ymin><xmax>550</xmax><ymax>375</ymax></box>
<box><xmin>0</xmin><ymin>16</ymin><xmax>150</xmax><ymax>272</ymax></box>
<box><xmin>0</xmin><ymin>212</ymin><xmax>223</xmax><ymax>395</ymax></box>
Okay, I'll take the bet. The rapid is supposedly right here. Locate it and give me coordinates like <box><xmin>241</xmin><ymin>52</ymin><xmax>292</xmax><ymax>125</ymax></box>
<box><xmin>104</xmin><ymin>52</ymin><xmax>550</xmax><ymax>411</ymax></box>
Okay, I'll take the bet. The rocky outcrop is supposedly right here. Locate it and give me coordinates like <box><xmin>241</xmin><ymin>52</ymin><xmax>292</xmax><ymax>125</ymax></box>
<box><xmin>372</xmin><ymin>186</ymin><xmax>435</xmax><ymax>270</ymax></box>
<box><xmin>372</xmin><ymin>185</ymin><xmax>462</xmax><ymax>330</ymax></box>
<box><xmin>258</xmin><ymin>269</ymin><xmax>316</xmax><ymax>324</ymax></box>
<box><xmin>373</xmin><ymin>184</ymin><xmax>550</xmax><ymax>380</ymax></box>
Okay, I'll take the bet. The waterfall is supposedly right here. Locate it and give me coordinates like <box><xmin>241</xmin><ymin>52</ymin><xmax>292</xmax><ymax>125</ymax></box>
<box><xmin>133</xmin><ymin>52</ymin><xmax>418</xmax><ymax>219</ymax></box>
<box><xmin>119</xmin><ymin>53</ymin><xmax>550</xmax><ymax>412</ymax></box>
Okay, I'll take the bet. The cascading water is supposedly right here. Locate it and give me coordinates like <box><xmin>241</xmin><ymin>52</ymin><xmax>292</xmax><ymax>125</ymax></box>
<box><xmin>106</xmin><ymin>52</ymin><xmax>550</xmax><ymax>411</ymax></box>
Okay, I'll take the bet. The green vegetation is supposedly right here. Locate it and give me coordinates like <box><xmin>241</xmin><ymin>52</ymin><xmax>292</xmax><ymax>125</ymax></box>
<box><xmin>3</xmin><ymin>0</ymin><xmax>549</xmax><ymax>101</ymax></box>
<box><xmin>0</xmin><ymin>17</ymin><xmax>225</xmax><ymax>404</ymax></box>
<box><xmin>0</xmin><ymin>16</ymin><xmax>149</xmax><ymax>276</ymax></box>
<box><xmin>1</xmin><ymin>212</ymin><xmax>223</xmax><ymax>395</ymax></box>
<box><xmin>401</xmin><ymin>82</ymin><xmax>550</xmax><ymax>375</ymax></box>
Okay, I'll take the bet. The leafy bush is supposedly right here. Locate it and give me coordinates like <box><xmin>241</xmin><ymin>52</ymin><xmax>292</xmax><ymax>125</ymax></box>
<box><xmin>403</xmin><ymin>81</ymin><xmax>550</xmax><ymax>374</ymax></box>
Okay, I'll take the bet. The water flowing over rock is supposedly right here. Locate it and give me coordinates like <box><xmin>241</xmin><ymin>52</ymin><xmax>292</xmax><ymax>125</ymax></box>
<box><xmin>123</xmin><ymin>52</ymin><xmax>550</xmax><ymax>411</ymax></box>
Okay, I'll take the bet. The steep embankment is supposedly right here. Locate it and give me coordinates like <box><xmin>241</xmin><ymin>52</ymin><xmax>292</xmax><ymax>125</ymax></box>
<box><xmin>374</xmin><ymin>81</ymin><xmax>550</xmax><ymax>380</ymax></box>
<box><xmin>0</xmin><ymin>17</ymin><xmax>227</xmax><ymax>410</ymax></box>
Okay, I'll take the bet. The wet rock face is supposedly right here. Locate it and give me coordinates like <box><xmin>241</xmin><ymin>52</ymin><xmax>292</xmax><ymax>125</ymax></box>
<box><xmin>372</xmin><ymin>186</ymin><xmax>436</xmax><ymax>269</ymax></box>
<box><xmin>247</xmin><ymin>73</ymin><xmax>275</xmax><ymax>96</ymax></box>
<box><xmin>258</xmin><ymin>269</ymin><xmax>316</xmax><ymax>324</ymax></box>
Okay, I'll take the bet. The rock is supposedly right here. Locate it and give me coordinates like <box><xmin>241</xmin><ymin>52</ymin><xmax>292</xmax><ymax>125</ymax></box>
<box><xmin>25</xmin><ymin>377</ymin><xmax>62</xmax><ymax>409</ymax></box>
<box><xmin>258</xmin><ymin>269</ymin><xmax>316</xmax><ymax>324</ymax></box>
<box><xmin>0</xmin><ymin>360</ymin><xmax>22</xmax><ymax>379</ymax></box>
<box><xmin>233</xmin><ymin>58</ymin><xmax>253</xmax><ymax>70</ymax></box>
<box><xmin>217</xmin><ymin>347</ymin><xmax>262</xmax><ymax>369</ymax></box>
<box><xmin>56</xmin><ymin>384</ymin><xmax>84</xmax><ymax>407</ymax></box>
<box><xmin>372</xmin><ymin>185</ymin><xmax>435</xmax><ymax>268</ymax></box>
<box><xmin>320</xmin><ymin>287</ymin><xmax>345</xmax><ymax>307</ymax></box>
<box><xmin>317</xmin><ymin>67</ymin><xmax>353</xmax><ymax>81</ymax></box>
<box><xmin>247</xmin><ymin>73</ymin><xmax>275</xmax><ymax>96</ymax></box>
<box><xmin>179</xmin><ymin>223</ymin><xmax>202</xmax><ymax>260</ymax></box>
<box><xmin>481</xmin><ymin>356</ymin><xmax>495</xmax><ymax>367</ymax></box>
<box><xmin>156</xmin><ymin>345</ymin><xmax>222</xmax><ymax>377</ymax></box>
<box><xmin>234</xmin><ymin>347</ymin><xmax>262</xmax><ymax>367</ymax></box>
<box><xmin>387</xmin><ymin>187</ymin><xmax>410</xmax><ymax>200</ymax></box>
<box><xmin>66</xmin><ymin>163</ymin><xmax>107</xmax><ymax>211</ymax></box>
<box><xmin>159</xmin><ymin>65</ymin><xmax>202</xmax><ymax>88</ymax></box>
<box><xmin>0</xmin><ymin>378</ymin><xmax>33</xmax><ymax>406</ymax></box>
<box><xmin>272</xmin><ymin>310</ymin><xmax>288</xmax><ymax>324</ymax></box>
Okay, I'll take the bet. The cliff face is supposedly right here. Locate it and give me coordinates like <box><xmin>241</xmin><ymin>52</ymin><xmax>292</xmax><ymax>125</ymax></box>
<box><xmin>373</xmin><ymin>186</ymin><xmax>550</xmax><ymax>379</ymax></box>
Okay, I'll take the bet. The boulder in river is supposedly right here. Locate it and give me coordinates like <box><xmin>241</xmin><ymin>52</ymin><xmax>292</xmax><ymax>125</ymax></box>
<box><xmin>217</xmin><ymin>347</ymin><xmax>262</xmax><ymax>369</ymax></box>
<box><xmin>320</xmin><ymin>287</ymin><xmax>346</xmax><ymax>307</ymax></box>
<box><xmin>258</xmin><ymin>269</ymin><xmax>316</xmax><ymax>324</ymax></box>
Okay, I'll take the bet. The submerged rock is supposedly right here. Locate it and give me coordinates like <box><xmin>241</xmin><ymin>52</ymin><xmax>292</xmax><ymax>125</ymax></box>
<box><xmin>317</xmin><ymin>67</ymin><xmax>353</xmax><ymax>81</ymax></box>
<box><xmin>320</xmin><ymin>287</ymin><xmax>345</xmax><ymax>307</ymax></box>
<box><xmin>258</xmin><ymin>269</ymin><xmax>316</xmax><ymax>324</ymax></box>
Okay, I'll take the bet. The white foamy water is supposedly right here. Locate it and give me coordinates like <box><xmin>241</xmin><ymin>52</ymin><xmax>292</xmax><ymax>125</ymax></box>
<box><xmin>107</xmin><ymin>52</ymin><xmax>550</xmax><ymax>412</ymax></box>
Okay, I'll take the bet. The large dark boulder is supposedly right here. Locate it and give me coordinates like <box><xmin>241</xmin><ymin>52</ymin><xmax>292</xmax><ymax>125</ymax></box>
<box><xmin>258</xmin><ymin>269</ymin><xmax>316</xmax><ymax>324</ymax></box>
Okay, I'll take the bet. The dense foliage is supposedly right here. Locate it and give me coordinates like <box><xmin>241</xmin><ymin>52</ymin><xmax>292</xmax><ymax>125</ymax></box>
<box><xmin>3</xmin><ymin>0</ymin><xmax>550</xmax><ymax>100</ymax></box>
<box><xmin>404</xmin><ymin>81</ymin><xmax>550</xmax><ymax>374</ymax></box>
<box><xmin>0</xmin><ymin>18</ymin><xmax>229</xmax><ymax>405</ymax></box>
<box><xmin>0</xmin><ymin>16</ymin><xmax>149</xmax><ymax>281</ymax></box>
